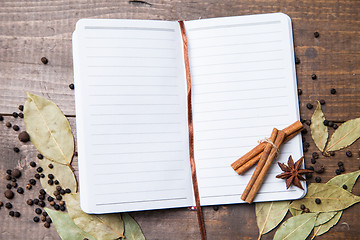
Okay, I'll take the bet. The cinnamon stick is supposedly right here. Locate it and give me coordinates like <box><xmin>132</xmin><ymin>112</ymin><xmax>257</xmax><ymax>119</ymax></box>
<box><xmin>240</xmin><ymin>128</ymin><xmax>278</xmax><ymax>201</ymax></box>
<box><xmin>231</xmin><ymin>121</ymin><xmax>303</xmax><ymax>172</ymax></box>
<box><xmin>244</xmin><ymin>130</ymin><xmax>286</xmax><ymax>203</ymax></box>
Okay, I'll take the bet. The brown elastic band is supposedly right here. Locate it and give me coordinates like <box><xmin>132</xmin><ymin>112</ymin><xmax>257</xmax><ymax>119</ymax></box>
<box><xmin>179</xmin><ymin>20</ymin><xmax>207</xmax><ymax>240</ymax></box>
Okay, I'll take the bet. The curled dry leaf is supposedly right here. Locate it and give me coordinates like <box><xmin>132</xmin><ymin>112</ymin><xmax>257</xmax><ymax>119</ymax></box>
<box><xmin>327</xmin><ymin>170</ymin><xmax>360</xmax><ymax>193</ymax></box>
<box><xmin>312</xmin><ymin>211</ymin><xmax>342</xmax><ymax>238</ymax></box>
<box><xmin>45</xmin><ymin>208</ymin><xmax>96</xmax><ymax>240</ymax></box>
<box><xmin>273</xmin><ymin>213</ymin><xmax>318</xmax><ymax>240</ymax></box>
<box><xmin>289</xmin><ymin>183</ymin><xmax>360</xmax><ymax>212</ymax></box>
<box><xmin>325</xmin><ymin>118</ymin><xmax>360</xmax><ymax>153</ymax></box>
<box><xmin>64</xmin><ymin>193</ymin><xmax>125</xmax><ymax>240</ymax></box>
<box><xmin>24</xmin><ymin>92</ymin><xmax>74</xmax><ymax>166</ymax></box>
<box><xmin>255</xmin><ymin>201</ymin><xmax>289</xmax><ymax>239</ymax></box>
<box><xmin>39</xmin><ymin>158</ymin><xmax>77</xmax><ymax>198</ymax></box>
<box><xmin>122</xmin><ymin>212</ymin><xmax>146</xmax><ymax>240</ymax></box>
<box><xmin>310</xmin><ymin>101</ymin><xmax>328</xmax><ymax>152</ymax></box>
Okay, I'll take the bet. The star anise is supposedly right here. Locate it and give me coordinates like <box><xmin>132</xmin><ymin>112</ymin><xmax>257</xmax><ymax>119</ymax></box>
<box><xmin>276</xmin><ymin>156</ymin><xmax>313</xmax><ymax>190</ymax></box>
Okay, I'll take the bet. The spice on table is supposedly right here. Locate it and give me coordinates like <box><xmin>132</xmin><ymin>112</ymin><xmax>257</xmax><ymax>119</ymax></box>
<box><xmin>319</xmin><ymin>99</ymin><xmax>325</xmax><ymax>105</ymax></box>
<box><xmin>11</xmin><ymin>182</ymin><xmax>17</xmax><ymax>188</ymax></box>
<box><xmin>315</xmin><ymin>176</ymin><xmax>321</xmax><ymax>183</ymax></box>
<box><xmin>14</xmin><ymin>212</ymin><xmax>20</xmax><ymax>218</ymax></box>
<box><xmin>54</xmin><ymin>180</ymin><xmax>59</xmax><ymax>185</ymax></box>
<box><xmin>312</xmin><ymin>152</ymin><xmax>319</xmax><ymax>159</ymax></box>
<box><xmin>6</xmin><ymin>169</ymin><xmax>11</xmax><ymax>175</ymax></box>
<box><xmin>41</xmin><ymin>57</ymin><xmax>48</xmax><ymax>64</ymax></box>
<box><xmin>65</xmin><ymin>188</ymin><xmax>71</xmax><ymax>194</ymax></box>
<box><xmin>17</xmin><ymin>187</ymin><xmax>24</xmax><ymax>194</ymax></box>
<box><xmin>47</xmin><ymin>196</ymin><xmax>54</xmax><ymax>202</ymax></box>
<box><xmin>69</xmin><ymin>83</ymin><xmax>75</xmax><ymax>90</ymax></box>
<box><xmin>29</xmin><ymin>179</ymin><xmax>36</xmax><ymax>185</ymax></box>
<box><xmin>18</xmin><ymin>105</ymin><xmax>24</xmax><ymax>111</ymax></box>
<box><xmin>35</xmin><ymin>208</ymin><xmax>42</xmax><ymax>215</ymax></box>
<box><xmin>314</xmin><ymin>163</ymin><xmax>325</xmax><ymax>174</ymax></box>
<box><xmin>27</xmin><ymin>199</ymin><xmax>34</xmax><ymax>206</ymax></box>
<box><xmin>33</xmin><ymin>216</ymin><xmax>40</xmax><ymax>222</ymax></box>
<box><xmin>5</xmin><ymin>202</ymin><xmax>12</xmax><ymax>209</ymax></box>
<box><xmin>339</xmin><ymin>165</ymin><xmax>345</xmax><ymax>172</ymax></box>
<box><xmin>295</xmin><ymin>57</ymin><xmax>300</xmax><ymax>64</ymax></box>
<box><xmin>30</xmin><ymin>162</ymin><xmax>37</xmax><ymax>168</ymax></box>
<box><xmin>333</xmin><ymin>124</ymin><xmax>338</xmax><ymax>129</ymax></box>
<box><xmin>298</xmin><ymin>89</ymin><xmax>302</xmax><ymax>95</ymax></box>
<box><xmin>276</xmin><ymin>156</ymin><xmax>312</xmax><ymax>189</ymax></box>
<box><xmin>11</xmin><ymin>169</ymin><xmax>21</xmax><ymax>178</ymax></box>
<box><xmin>54</xmin><ymin>204</ymin><xmax>60</xmax><ymax>210</ymax></box>
<box><xmin>37</xmin><ymin>154</ymin><xmax>44</xmax><ymax>159</ymax></box>
<box><xmin>48</xmin><ymin>179</ymin><xmax>54</xmax><ymax>185</ymax></box>
<box><xmin>12</xmin><ymin>112</ymin><xmax>18</xmax><ymax>118</ymax></box>
<box><xmin>5</xmin><ymin>175</ymin><xmax>11</xmax><ymax>181</ymax></box>
<box><xmin>4</xmin><ymin>190</ymin><xmax>14</xmax><ymax>199</ymax></box>
<box><xmin>343</xmin><ymin>184</ymin><xmax>348</xmax><ymax>190</ymax></box>
<box><xmin>314</xmin><ymin>32</ymin><xmax>320</xmax><ymax>38</ymax></box>
<box><xmin>40</xmin><ymin>174</ymin><xmax>45</xmax><ymax>178</ymax></box>
<box><xmin>60</xmin><ymin>205</ymin><xmax>66</xmax><ymax>211</ymax></box>
<box><xmin>5</xmin><ymin>122</ymin><xmax>11</xmax><ymax>128</ymax></box>
<box><xmin>39</xmin><ymin>189</ymin><xmax>46</xmax><ymax>195</ymax></box>
<box><xmin>18</xmin><ymin>112</ymin><xmax>24</xmax><ymax>118</ymax></box>
<box><xmin>6</xmin><ymin>184</ymin><xmax>12</xmax><ymax>189</ymax></box>
<box><xmin>44</xmin><ymin>222</ymin><xmax>51</xmax><ymax>228</ymax></box>
<box><xmin>41</xmin><ymin>215</ymin><xmax>46</xmax><ymax>222</ymax></box>
<box><xmin>56</xmin><ymin>195</ymin><xmax>62</xmax><ymax>201</ymax></box>
<box><xmin>9</xmin><ymin>211</ymin><xmax>14</xmax><ymax>217</ymax></box>
<box><xmin>311</xmin><ymin>74</ymin><xmax>317</xmax><ymax>80</ymax></box>
<box><xmin>39</xmin><ymin>201</ymin><xmax>45</xmax><ymax>208</ymax></box>
<box><xmin>0</xmin><ymin>116</ymin><xmax>3</xmax><ymax>121</ymax></box>
<box><xmin>330</xmin><ymin>88</ymin><xmax>336</xmax><ymax>94</ymax></box>
<box><xmin>39</xmin><ymin>195</ymin><xmax>45</xmax><ymax>201</ymax></box>
<box><xmin>48</xmin><ymin>174</ymin><xmax>54</xmax><ymax>179</ymax></box>
<box><xmin>315</xmin><ymin>198</ymin><xmax>321</xmax><ymax>204</ymax></box>
<box><xmin>48</xmin><ymin>164</ymin><xmax>53</xmax><ymax>169</ymax></box>
<box><xmin>60</xmin><ymin>189</ymin><xmax>65</xmax><ymax>195</ymax></box>
<box><xmin>304</xmin><ymin>208</ymin><xmax>310</xmax><ymax>213</ymax></box>
<box><xmin>18</xmin><ymin>131</ymin><xmax>30</xmax><ymax>142</ymax></box>
<box><xmin>42</xmin><ymin>212</ymin><xmax>48</xmax><ymax>217</ymax></box>
<box><xmin>26</xmin><ymin>184</ymin><xmax>32</xmax><ymax>190</ymax></box>
<box><xmin>306</xmin><ymin>103</ymin><xmax>313</xmax><ymax>109</ymax></box>
<box><xmin>311</xmin><ymin>158</ymin><xmax>316</xmax><ymax>164</ymax></box>
<box><xmin>300</xmin><ymin>204</ymin><xmax>306</xmax><ymax>210</ymax></box>
<box><xmin>335</xmin><ymin>169</ymin><xmax>341</xmax><ymax>175</ymax></box>
<box><xmin>36</xmin><ymin>167</ymin><xmax>43</xmax><ymax>173</ymax></box>
<box><xmin>346</xmin><ymin>151</ymin><xmax>352</xmax><ymax>157</ymax></box>
<box><xmin>330</xmin><ymin>151</ymin><xmax>335</xmax><ymax>156</ymax></box>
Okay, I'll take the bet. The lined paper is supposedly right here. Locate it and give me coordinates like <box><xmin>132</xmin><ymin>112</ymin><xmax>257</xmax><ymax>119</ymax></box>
<box><xmin>73</xmin><ymin>19</ymin><xmax>193</xmax><ymax>213</ymax></box>
<box><xmin>185</xmin><ymin>13</ymin><xmax>304</xmax><ymax>205</ymax></box>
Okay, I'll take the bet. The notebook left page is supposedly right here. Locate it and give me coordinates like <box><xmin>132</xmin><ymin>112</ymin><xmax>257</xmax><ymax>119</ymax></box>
<box><xmin>72</xmin><ymin>19</ymin><xmax>194</xmax><ymax>213</ymax></box>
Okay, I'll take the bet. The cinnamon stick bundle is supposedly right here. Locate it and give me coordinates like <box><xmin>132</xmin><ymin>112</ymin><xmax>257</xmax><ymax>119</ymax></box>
<box><xmin>231</xmin><ymin>121</ymin><xmax>304</xmax><ymax>175</ymax></box>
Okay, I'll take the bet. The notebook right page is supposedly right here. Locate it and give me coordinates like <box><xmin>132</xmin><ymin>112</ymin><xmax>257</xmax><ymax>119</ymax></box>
<box><xmin>184</xmin><ymin>13</ymin><xmax>304</xmax><ymax>205</ymax></box>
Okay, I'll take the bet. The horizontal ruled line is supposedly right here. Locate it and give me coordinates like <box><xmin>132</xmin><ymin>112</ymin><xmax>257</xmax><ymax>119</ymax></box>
<box><xmin>95</xmin><ymin>187</ymin><xmax>186</xmax><ymax>196</ymax></box>
<box><xmin>193</xmin><ymin>94</ymin><xmax>287</xmax><ymax>104</ymax></box>
<box><xmin>90</xmin><ymin>113</ymin><xmax>182</xmax><ymax>116</ymax></box>
<box><xmin>188</xmin><ymin>30</ymin><xmax>282</xmax><ymax>40</ymax></box>
<box><xmin>86</xmin><ymin>46</ymin><xmax>175</xmax><ymax>50</ymax></box>
<box><xmin>91</xmin><ymin>140</ymin><xmax>183</xmax><ymax>145</ymax></box>
<box><xmin>187</xmin><ymin>21</ymin><xmax>280</xmax><ymax>32</ymax></box>
<box><xmin>94</xmin><ymin>178</ymin><xmax>185</xmax><ymax>185</ymax></box>
<box><xmin>87</xmin><ymin>74</ymin><xmax>177</xmax><ymax>77</ymax></box>
<box><xmin>192</xmin><ymin>77</ymin><xmax>284</xmax><ymax>87</ymax></box>
<box><xmin>194</xmin><ymin>114</ymin><xmax>288</xmax><ymax>123</ymax></box>
<box><xmin>93</xmin><ymin>159</ymin><xmax>184</xmax><ymax>165</ymax></box>
<box><xmin>96</xmin><ymin>197</ymin><xmax>187</xmax><ymax>206</ymax></box>
<box><xmin>194</xmin><ymin>104</ymin><xmax>288</xmax><ymax>114</ymax></box>
<box><xmin>89</xmin><ymin>94</ymin><xmax>179</xmax><ymax>96</ymax></box>
<box><xmin>90</xmin><ymin>122</ymin><xmax>182</xmax><ymax>126</ymax></box>
<box><xmin>192</xmin><ymin>49</ymin><xmax>283</xmax><ymax>59</ymax></box>
<box><xmin>88</xmin><ymin>84</ymin><xmax>178</xmax><ymax>87</ymax></box>
<box><xmin>191</xmin><ymin>59</ymin><xmax>283</xmax><ymax>68</ymax></box>
<box><xmin>86</xmin><ymin>56</ymin><xmax>176</xmax><ymax>59</ymax></box>
<box><xmin>91</xmin><ymin>131</ymin><xmax>180</xmax><ymax>136</ymax></box>
<box><xmin>193</xmin><ymin>67</ymin><xmax>285</xmax><ymax>77</ymax></box>
<box><xmin>95</xmin><ymin>168</ymin><xmax>184</xmax><ymax>176</ymax></box>
<box><xmin>85</xmin><ymin>26</ymin><xmax>175</xmax><ymax>32</ymax></box>
<box><xmin>87</xmin><ymin>65</ymin><xmax>177</xmax><ymax>69</ymax></box>
<box><xmin>86</xmin><ymin>36</ymin><xmax>175</xmax><ymax>41</ymax></box>
<box><xmin>192</xmin><ymin>40</ymin><xmax>282</xmax><ymax>50</ymax></box>
<box><xmin>92</xmin><ymin>150</ymin><xmax>183</xmax><ymax>155</ymax></box>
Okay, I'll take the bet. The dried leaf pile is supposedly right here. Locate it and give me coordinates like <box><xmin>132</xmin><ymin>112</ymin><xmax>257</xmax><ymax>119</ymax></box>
<box><xmin>24</xmin><ymin>93</ymin><xmax>145</xmax><ymax>240</ymax></box>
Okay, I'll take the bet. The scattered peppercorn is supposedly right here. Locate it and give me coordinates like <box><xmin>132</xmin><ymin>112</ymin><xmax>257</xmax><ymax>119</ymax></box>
<box><xmin>33</xmin><ymin>199</ymin><xmax>39</xmax><ymax>205</ymax></box>
<box><xmin>342</xmin><ymin>184</ymin><xmax>348</xmax><ymax>190</ymax></box>
<box><xmin>315</xmin><ymin>176</ymin><xmax>321</xmax><ymax>183</ymax></box>
<box><xmin>11</xmin><ymin>178</ymin><xmax>17</xmax><ymax>182</ymax></box>
<box><xmin>304</xmin><ymin>142</ymin><xmax>310</xmax><ymax>148</ymax></box>
<box><xmin>59</xmin><ymin>201</ymin><xmax>65</xmax><ymax>206</ymax></box>
<box><xmin>50</xmin><ymin>201</ymin><xmax>55</xmax><ymax>206</ymax></box>
<box><xmin>44</xmin><ymin>222</ymin><xmax>51</xmax><ymax>228</ymax></box>
<box><xmin>54</xmin><ymin>204</ymin><xmax>60</xmax><ymax>210</ymax></box>
<box><xmin>314</xmin><ymin>163</ymin><xmax>325</xmax><ymax>174</ymax></box>
<box><xmin>12</xmin><ymin>112</ymin><xmax>18</xmax><ymax>118</ymax></box>
<box><xmin>319</xmin><ymin>99</ymin><xmax>325</xmax><ymax>105</ymax></box>
<box><xmin>37</xmin><ymin>154</ymin><xmax>44</xmax><ymax>159</ymax></box>
<box><xmin>14</xmin><ymin>212</ymin><xmax>20</xmax><ymax>218</ymax></box>
<box><xmin>335</xmin><ymin>169</ymin><xmax>341</xmax><ymax>175</ymax></box>
<box><xmin>295</xmin><ymin>57</ymin><xmax>301</xmax><ymax>64</ymax></box>
<box><xmin>6</xmin><ymin>184</ymin><xmax>12</xmax><ymax>189</ymax></box>
<box><xmin>314</xmin><ymin>32</ymin><xmax>320</xmax><ymax>38</ymax></box>
<box><xmin>41</xmin><ymin>215</ymin><xmax>46</xmax><ymax>222</ymax></box>
<box><xmin>13</xmin><ymin>147</ymin><xmax>20</xmax><ymax>153</ymax></box>
<box><xmin>328</xmin><ymin>121</ymin><xmax>334</xmax><ymax>127</ymax></box>
<box><xmin>300</xmin><ymin>204</ymin><xmax>306</xmax><ymax>210</ymax></box>
<box><xmin>339</xmin><ymin>165</ymin><xmax>345</xmax><ymax>172</ymax></box>
<box><xmin>0</xmin><ymin>201</ymin><xmax>3</xmax><ymax>207</ymax></box>
<box><xmin>74</xmin><ymin>152</ymin><xmax>78</xmax><ymax>157</ymax></box>
<box><xmin>29</xmin><ymin>179</ymin><xmax>36</xmax><ymax>185</ymax></box>
<box><xmin>48</xmin><ymin>174</ymin><xmax>54</xmax><ymax>180</ymax></box>
<box><xmin>306</xmin><ymin>103</ymin><xmax>313</xmax><ymax>109</ymax></box>
<box><xmin>6</xmin><ymin>169</ymin><xmax>12</xmax><ymax>175</ymax></box>
<box><xmin>315</xmin><ymin>198</ymin><xmax>321</xmax><ymax>204</ymax></box>
<box><xmin>298</xmin><ymin>89</ymin><xmax>302</xmax><ymax>95</ymax></box>
<box><xmin>65</xmin><ymin>188</ymin><xmax>71</xmax><ymax>194</ymax></box>
<box><xmin>311</xmin><ymin>74</ymin><xmax>317</xmax><ymax>80</ymax></box>
<box><xmin>18</xmin><ymin>105</ymin><xmax>24</xmax><ymax>111</ymax></box>
<box><xmin>60</xmin><ymin>189</ymin><xmax>65</xmax><ymax>195</ymax></box>
<box><xmin>11</xmin><ymin>169</ymin><xmax>21</xmax><ymax>178</ymax></box>
<box><xmin>5</xmin><ymin>175</ymin><xmax>12</xmax><ymax>181</ymax></box>
<box><xmin>17</xmin><ymin>187</ymin><xmax>24</xmax><ymax>194</ymax></box>
<box><xmin>5</xmin><ymin>202</ymin><xmax>12</xmax><ymax>209</ymax></box>
<box><xmin>11</xmin><ymin>182</ymin><xmax>17</xmax><ymax>188</ymax></box>
<box><xmin>5</xmin><ymin>122</ymin><xmax>12</xmax><ymax>128</ymax></box>
<box><xmin>33</xmin><ymin>216</ymin><xmax>40</xmax><ymax>222</ymax></box>
<box><xmin>330</xmin><ymin>151</ymin><xmax>335</xmax><ymax>156</ymax></box>
<box><xmin>4</xmin><ymin>190</ymin><xmax>14</xmax><ymax>199</ymax></box>
<box><xmin>0</xmin><ymin>116</ymin><xmax>3</xmax><ymax>121</ymax></box>
<box><xmin>27</xmin><ymin>199</ymin><xmax>34</xmax><ymax>206</ymax></box>
<box><xmin>9</xmin><ymin>211</ymin><xmax>15</xmax><ymax>217</ymax></box>
<box><xmin>60</xmin><ymin>205</ymin><xmax>66</xmax><ymax>211</ymax></box>
<box><xmin>330</xmin><ymin>88</ymin><xmax>336</xmax><ymax>94</ymax></box>
<box><xmin>48</xmin><ymin>179</ymin><xmax>54</xmax><ymax>185</ymax></box>
<box><xmin>39</xmin><ymin>189</ymin><xmax>46</xmax><ymax>195</ymax></box>
<box><xmin>47</xmin><ymin>196</ymin><xmax>54</xmax><ymax>202</ymax></box>
<box><xmin>346</xmin><ymin>151</ymin><xmax>352</xmax><ymax>157</ymax></box>
<box><xmin>304</xmin><ymin>208</ymin><xmax>310</xmax><ymax>213</ymax></box>
<box><xmin>48</xmin><ymin>164</ymin><xmax>53</xmax><ymax>169</ymax></box>
<box><xmin>41</xmin><ymin>57</ymin><xmax>48</xmax><ymax>64</ymax></box>
<box><xmin>40</xmin><ymin>174</ymin><xmax>45</xmax><ymax>178</ymax></box>
<box><xmin>18</xmin><ymin>112</ymin><xmax>24</xmax><ymax>118</ymax></box>
<box><xmin>42</xmin><ymin>212</ymin><xmax>48</xmax><ymax>217</ymax></box>
<box><xmin>310</xmin><ymin>158</ymin><xmax>316</xmax><ymax>164</ymax></box>
<box><xmin>39</xmin><ymin>201</ymin><xmax>45</xmax><ymax>208</ymax></box>
<box><xmin>36</xmin><ymin>167</ymin><xmax>43</xmax><ymax>173</ymax></box>
<box><xmin>30</xmin><ymin>161</ymin><xmax>36</xmax><ymax>167</ymax></box>
<box><xmin>337</xmin><ymin>161</ymin><xmax>343</xmax><ymax>167</ymax></box>
<box><xmin>54</xmin><ymin>180</ymin><xmax>59</xmax><ymax>185</ymax></box>
<box><xmin>308</xmin><ymin>166</ymin><xmax>314</xmax><ymax>171</ymax></box>
<box><xmin>35</xmin><ymin>208</ymin><xmax>42</xmax><ymax>215</ymax></box>
<box><xmin>26</xmin><ymin>184</ymin><xmax>32</xmax><ymax>190</ymax></box>
<box><xmin>56</xmin><ymin>195</ymin><xmax>62</xmax><ymax>201</ymax></box>
<box><xmin>39</xmin><ymin>195</ymin><xmax>45</xmax><ymax>201</ymax></box>
<box><xmin>18</xmin><ymin>131</ymin><xmax>30</xmax><ymax>142</ymax></box>
<box><xmin>302</xmin><ymin>129</ymin><xmax>308</xmax><ymax>135</ymax></box>
<box><xmin>69</xmin><ymin>83</ymin><xmax>75</xmax><ymax>90</ymax></box>
<box><xmin>312</xmin><ymin>152</ymin><xmax>319</xmax><ymax>159</ymax></box>
<box><xmin>35</xmin><ymin>174</ymin><xmax>40</xmax><ymax>179</ymax></box>
<box><xmin>333</xmin><ymin>124</ymin><xmax>338</xmax><ymax>129</ymax></box>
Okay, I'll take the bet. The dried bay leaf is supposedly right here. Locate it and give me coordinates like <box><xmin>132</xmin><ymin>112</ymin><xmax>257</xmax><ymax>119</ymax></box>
<box><xmin>24</xmin><ymin>92</ymin><xmax>74</xmax><ymax>166</ymax></box>
<box><xmin>325</xmin><ymin>118</ymin><xmax>360</xmax><ymax>153</ymax></box>
<box><xmin>290</xmin><ymin>183</ymin><xmax>360</xmax><ymax>212</ymax></box>
<box><xmin>310</xmin><ymin>101</ymin><xmax>328</xmax><ymax>152</ymax></box>
<box><xmin>122</xmin><ymin>212</ymin><xmax>146</xmax><ymax>240</ymax></box>
<box><xmin>289</xmin><ymin>208</ymin><xmax>302</xmax><ymax>217</ymax></box>
<box><xmin>273</xmin><ymin>213</ymin><xmax>318</xmax><ymax>240</ymax></box>
<box><xmin>45</xmin><ymin>208</ymin><xmax>96</xmax><ymax>240</ymax></box>
<box><xmin>39</xmin><ymin>158</ymin><xmax>77</xmax><ymax>198</ymax></box>
<box><xmin>255</xmin><ymin>201</ymin><xmax>289</xmax><ymax>238</ymax></box>
<box><xmin>314</xmin><ymin>212</ymin><xmax>338</xmax><ymax>226</ymax></box>
<box><xmin>64</xmin><ymin>193</ymin><xmax>125</xmax><ymax>240</ymax></box>
<box><xmin>312</xmin><ymin>211</ymin><xmax>343</xmax><ymax>237</ymax></box>
<box><xmin>327</xmin><ymin>170</ymin><xmax>360</xmax><ymax>192</ymax></box>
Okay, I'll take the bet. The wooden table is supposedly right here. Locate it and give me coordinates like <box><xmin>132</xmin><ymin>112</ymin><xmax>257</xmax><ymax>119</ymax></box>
<box><xmin>1</xmin><ymin>0</ymin><xmax>360</xmax><ymax>239</ymax></box>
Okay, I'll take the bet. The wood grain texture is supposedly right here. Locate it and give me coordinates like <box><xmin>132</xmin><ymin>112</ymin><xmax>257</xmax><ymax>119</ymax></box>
<box><xmin>1</xmin><ymin>0</ymin><xmax>360</xmax><ymax>239</ymax></box>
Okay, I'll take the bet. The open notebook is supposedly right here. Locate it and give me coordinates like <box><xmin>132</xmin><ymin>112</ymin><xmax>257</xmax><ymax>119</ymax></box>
<box><xmin>72</xmin><ymin>13</ymin><xmax>304</xmax><ymax>214</ymax></box>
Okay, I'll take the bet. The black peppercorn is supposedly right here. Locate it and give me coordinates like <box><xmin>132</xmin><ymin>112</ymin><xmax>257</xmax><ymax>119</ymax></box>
<box><xmin>346</xmin><ymin>151</ymin><xmax>352</xmax><ymax>157</ymax></box>
<box><xmin>306</xmin><ymin>103</ymin><xmax>313</xmax><ymax>109</ymax></box>
<box><xmin>330</xmin><ymin>88</ymin><xmax>336</xmax><ymax>94</ymax></box>
<box><xmin>301</xmin><ymin>129</ymin><xmax>308</xmax><ymax>135</ymax></box>
<box><xmin>11</xmin><ymin>178</ymin><xmax>17</xmax><ymax>182</ymax></box>
<box><xmin>59</xmin><ymin>201</ymin><xmax>65</xmax><ymax>206</ymax></box>
<box><xmin>48</xmin><ymin>174</ymin><xmax>54</xmax><ymax>180</ymax></box>
<box><xmin>333</xmin><ymin>124</ymin><xmax>338</xmax><ymax>129</ymax></box>
<box><xmin>39</xmin><ymin>195</ymin><xmax>45</xmax><ymax>201</ymax></box>
<box><xmin>29</xmin><ymin>179</ymin><xmax>36</xmax><ymax>185</ymax></box>
<box><xmin>6</xmin><ymin>175</ymin><xmax>12</xmax><ymax>181</ymax></box>
<box><xmin>39</xmin><ymin>189</ymin><xmax>46</xmax><ymax>195</ymax></box>
<box><xmin>36</xmin><ymin>167</ymin><xmax>43</xmax><ymax>173</ymax></box>
<box><xmin>311</xmin><ymin>158</ymin><xmax>316</xmax><ymax>164</ymax></box>
<box><xmin>41</xmin><ymin>215</ymin><xmax>46</xmax><ymax>222</ymax></box>
<box><xmin>311</xmin><ymin>74</ymin><xmax>317</xmax><ymax>80</ymax></box>
<box><xmin>33</xmin><ymin>199</ymin><xmax>39</xmax><ymax>205</ymax></box>
<box><xmin>328</xmin><ymin>121</ymin><xmax>334</xmax><ymax>127</ymax></box>
<box><xmin>337</xmin><ymin>161</ymin><xmax>343</xmax><ymax>167</ymax></box>
<box><xmin>27</xmin><ymin>199</ymin><xmax>34</xmax><ymax>206</ymax></box>
<box><xmin>39</xmin><ymin>201</ymin><xmax>45</xmax><ymax>208</ymax></box>
<box><xmin>314</xmin><ymin>32</ymin><xmax>320</xmax><ymax>38</ymax></box>
<box><xmin>323</xmin><ymin>120</ymin><xmax>329</xmax><ymax>126</ymax></box>
<box><xmin>312</xmin><ymin>152</ymin><xmax>319</xmax><ymax>159</ymax></box>
<box><xmin>11</xmin><ymin>169</ymin><xmax>21</xmax><ymax>178</ymax></box>
<box><xmin>40</xmin><ymin>174</ymin><xmax>45</xmax><ymax>178</ymax></box>
<box><xmin>41</xmin><ymin>57</ymin><xmax>48</xmax><ymax>64</ymax></box>
<box><xmin>5</xmin><ymin>122</ymin><xmax>12</xmax><ymax>128</ymax></box>
<box><xmin>330</xmin><ymin>151</ymin><xmax>335</xmax><ymax>156</ymax></box>
<box><xmin>33</xmin><ymin>216</ymin><xmax>40</xmax><ymax>222</ymax></box>
<box><xmin>343</xmin><ymin>184</ymin><xmax>348</xmax><ymax>190</ymax></box>
<box><xmin>53</xmin><ymin>191</ymin><xmax>59</xmax><ymax>196</ymax></box>
<box><xmin>50</xmin><ymin>201</ymin><xmax>55</xmax><ymax>206</ymax></box>
<box><xmin>54</xmin><ymin>180</ymin><xmax>59</xmax><ymax>185</ymax></box>
<box><xmin>9</xmin><ymin>211</ymin><xmax>15</xmax><ymax>217</ymax></box>
<box><xmin>30</xmin><ymin>161</ymin><xmax>36</xmax><ymax>167</ymax></box>
<box><xmin>48</xmin><ymin>179</ymin><xmax>54</xmax><ymax>185</ymax></box>
<box><xmin>0</xmin><ymin>201</ymin><xmax>3</xmax><ymax>207</ymax></box>
<box><xmin>304</xmin><ymin>208</ymin><xmax>310</xmax><ymax>213</ymax></box>
<box><xmin>300</xmin><ymin>204</ymin><xmax>306</xmax><ymax>210</ymax></box>
<box><xmin>17</xmin><ymin>187</ymin><xmax>24</xmax><ymax>194</ymax></box>
<box><xmin>69</xmin><ymin>83</ymin><xmax>75</xmax><ymax>90</ymax></box>
<box><xmin>12</xmin><ymin>112</ymin><xmax>18</xmax><ymax>118</ymax></box>
<box><xmin>56</xmin><ymin>186</ymin><xmax>62</xmax><ymax>191</ymax></box>
<box><xmin>335</xmin><ymin>169</ymin><xmax>341</xmax><ymax>175</ymax></box>
<box><xmin>44</xmin><ymin>222</ymin><xmax>51</xmax><ymax>228</ymax></box>
<box><xmin>35</xmin><ymin>208</ymin><xmax>42</xmax><ymax>215</ymax></box>
<box><xmin>37</xmin><ymin>154</ymin><xmax>44</xmax><ymax>159</ymax></box>
<box><xmin>6</xmin><ymin>184</ymin><xmax>12</xmax><ymax>189</ymax></box>
<box><xmin>65</xmin><ymin>188</ymin><xmax>71</xmax><ymax>194</ymax></box>
<box><xmin>298</xmin><ymin>89</ymin><xmax>302</xmax><ymax>95</ymax></box>
<box><xmin>4</xmin><ymin>190</ymin><xmax>14</xmax><ymax>199</ymax></box>
<box><xmin>314</xmin><ymin>163</ymin><xmax>325</xmax><ymax>174</ymax></box>
<box><xmin>54</xmin><ymin>204</ymin><xmax>60</xmax><ymax>210</ymax></box>
<box><xmin>48</xmin><ymin>164</ymin><xmax>53</xmax><ymax>169</ymax></box>
<box><xmin>14</xmin><ymin>212</ymin><xmax>20</xmax><ymax>218</ymax></box>
<box><xmin>18</xmin><ymin>105</ymin><xmax>24</xmax><ymax>111</ymax></box>
<box><xmin>0</xmin><ymin>116</ymin><xmax>3</xmax><ymax>121</ymax></box>
<box><xmin>5</xmin><ymin>202</ymin><xmax>12</xmax><ymax>209</ymax></box>
<box><xmin>13</xmin><ymin>147</ymin><xmax>20</xmax><ymax>153</ymax></box>
<box><xmin>319</xmin><ymin>99</ymin><xmax>325</xmax><ymax>105</ymax></box>
<box><xmin>60</xmin><ymin>205</ymin><xmax>66</xmax><ymax>211</ymax></box>
<box><xmin>315</xmin><ymin>198</ymin><xmax>321</xmax><ymax>204</ymax></box>
<box><xmin>295</xmin><ymin>57</ymin><xmax>300</xmax><ymax>64</ymax></box>
<box><xmin>12</xmin><ymin>182</ymin><xmax>18</xmax><ymax>188</ymax></box>
<box><xmin>6</xmin><ymin>169</ymin><xmax>12</xmax><ymax>175</ymax></box>
<box><xmin>307</xmin><ymin>166</ymin><xmax>314</xmax><ymax>171</ymax></box>
<box><xmin>304</xmin><ymin>142</ymin><xmax>310</xmax><ymax>148</ymax></box>
<box><xmin>26</xmin><ymin>184</ymin><xmax>32</xmax><ymax>190</ymax></box>
<box><xmin>339</xmin><ymin>165</ymin><xmax>345</xmax><ymax>172</ymax></box>
<box><xmin>315</xmin><ymin>176</ymin><xmax>321</xmax><ymax>183</ymax></box>
<box><xmin>18</xmin><ymin>131</ymin><xmax>30</xmax><ymax>142</ymax></box>
<box><xmin>47</xmin><ymin>196</ymin><xmax>54</xmax><ymax>202</ymax></box>
<box><xmin>12</xmin><ymin>125</ymin><xmax>20</xmax><ymax>131</ymax></box>
<box><xmin>35</xmin><ymin>173</ymin><xmax>40</xmax><ymax>179</ymax></box>
<box><xmin>74</xmin><ymin>152</ymin><xmax>78</xmax><ymax>157</ymax></box>
<box><xmin>56</xmin><ymin>195</ymin><xmax>62</xmax><ymax>201</ymax></box>
<box><xmin>42</xmin><ymin>212</ymin><xmax>48</xmax><ymax>217</ymax></box>
<box><xmin>46</xmin><ymin>217</ymin><xmax>52</xmax><ymax>223</ymax></box>
<box><xmin>60</xmin><ymin>189</ymin><xmax>65</xmax><ymax>195</ymax></box>
<box><xmin>18</xmin><ymin>112</ymin><xmax>24</xmax><ymax>118</ymax></box>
